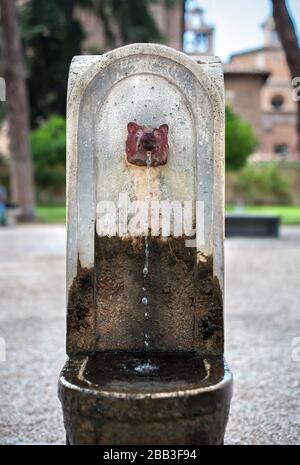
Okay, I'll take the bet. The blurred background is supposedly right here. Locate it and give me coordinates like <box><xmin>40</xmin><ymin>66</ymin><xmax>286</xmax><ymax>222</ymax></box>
<box><xmin>0</xmin><ymin>0</ymin><xmax>299</xmax><ymax>445</ymax></box>
<box><xmin>0</xmin><ymin>0</ymin><xmax>299</xmax><ymax>224</ymax></box>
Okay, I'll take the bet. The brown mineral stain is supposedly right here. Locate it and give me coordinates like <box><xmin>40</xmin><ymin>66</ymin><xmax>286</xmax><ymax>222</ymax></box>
<box><xmin>93</xmin><ymin>236</ymin><xmax>223</xmax><ymax>354</ymax></box>
<box><xmin>66</xmin><ymin>237</ymin><xmax>223</xmax><ymax>355</ymax></box>
<box><xmin>67</xmin><ymin>261</ymin><xmax>94</xmax><ymax>354</ymax></box>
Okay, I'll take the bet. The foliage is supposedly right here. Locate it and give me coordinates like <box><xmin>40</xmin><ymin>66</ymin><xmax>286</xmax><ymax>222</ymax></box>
<box><xmin>37</xmin><ymin>203</ymin><xmax>66</xmax><ymax>223</ymax></box>
<box><xmin>0</xmin><ymin>154</ymin><xmax>9</xmax><ymax>193</ymax></box>
<box><xmin>233</xmin><ymin>162</ymin><xmax>292</xmax><ymax>205</ymax></box>
<box><xmin>18</xmin><ymin>0</ymin><xmax>175</xmax><ymax>127</ymax></box>
<box><xmin>226</xmin><ymin>203</ymin><xmax>300</xmax><ymax>225</ymax></box>
<box><xmin>0</xmin><ymin>102</ymin><xmax>6</xmax><ymax>124</ymax></box>
<box><xmin>225</xmin><ymin>106</ymin><xmax>258</xmax><ymax>171</ymax></box>
<box><xmin>20</xmin><ymin>0</ymin><xmax>90</xmax><ymax>127</ymax></box>
<box><xmin>93</xmin><ymin>0</ymin><xmax>171</xmax><ymax>47</ymax></box>
<box><xmin>30</xmin><ymin>115</ymin><xmax>66</xmax><ymax>199</ymax></box>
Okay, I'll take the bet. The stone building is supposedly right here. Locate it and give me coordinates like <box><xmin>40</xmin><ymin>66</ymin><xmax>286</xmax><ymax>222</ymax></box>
<box><xmin>182</xmin><ymin>2</ymin><xmax>214</xmax><ymax>55</ymax></box>
<box><xmin>227</xmin><ymin>17</ymin><xmax>298</xmax><ymax>161</ymax></box>
<box><xmin>223</xmin><ymin>66</ymin><xmax>270</xmax><ymax>145</ymax></box>
<box><xmin>1</xmin><ymin>1</ymin><xmax>297</xmax><ymax>162</ymax></box>
<box><xmin>180</xmin><ymin>4</ymin><xmax>298</xmax><ymax>160</ymax></box>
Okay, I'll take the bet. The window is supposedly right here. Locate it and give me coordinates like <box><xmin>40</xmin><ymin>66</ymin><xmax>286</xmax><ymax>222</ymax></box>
<box><xmin>183</xmin><ymin>30</ymin><xmax>210</xmax><ymax>54</ymax></box>
<box><xmin>274</xmin><ymin>144</ymin><xmax>289</xmax><ymax>156</ymax></box>
<box><xmin>183</xmin><ymin>1</ymin><xmax>213</xmax><ymax>54</ymax></box>
<box><xmin>271</xmin><ymin>95</ymin><xmax>284</xmax><ymax>111</ymax></box>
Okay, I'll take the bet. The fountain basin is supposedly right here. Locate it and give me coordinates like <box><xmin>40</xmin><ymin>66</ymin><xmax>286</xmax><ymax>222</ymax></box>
<box><xmin>58</xmin><ymin>352</ymin><xmax>232</xmax><ymax>445</ymax></box>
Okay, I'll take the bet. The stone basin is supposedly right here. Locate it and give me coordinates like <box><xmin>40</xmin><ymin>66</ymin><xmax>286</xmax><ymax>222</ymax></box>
<box><xmin>58</xmin><ymin>353</ymin><xmax>232</xmax><ymax>445</ymax></box>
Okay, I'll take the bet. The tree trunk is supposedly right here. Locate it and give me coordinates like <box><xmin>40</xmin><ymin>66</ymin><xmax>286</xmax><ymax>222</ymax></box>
<box><xmin>0</xmin><ymin>0</ymin><xmax>35</xmax><ymax>220</ymax></box>
<box><xmin>272</xmin><ymin>0</ymin><xmax>300</xmax><ymax>157</ymax></box>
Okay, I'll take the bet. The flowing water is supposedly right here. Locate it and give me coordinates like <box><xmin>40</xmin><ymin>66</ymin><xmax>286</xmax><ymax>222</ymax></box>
<box><xmin>141</xmin><ymin>150</ymin><xmax>152</xmax><ymax>351</ymax></box>
<box><xmin>122</xmin><ymin>151</ymin><xmax>159</xmax><ymax>375</ymax></box>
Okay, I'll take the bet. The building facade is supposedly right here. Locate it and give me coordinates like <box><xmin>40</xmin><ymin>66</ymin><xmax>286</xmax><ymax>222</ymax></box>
<box><xmin>228</xmin><ymin>17</ymin><xmax>298</xmax><ymax>160</ymax></box>
<box><xmin>182</xmin><ymin>4</ymin><xmax>298</xmax><ymax>161</ymax></box>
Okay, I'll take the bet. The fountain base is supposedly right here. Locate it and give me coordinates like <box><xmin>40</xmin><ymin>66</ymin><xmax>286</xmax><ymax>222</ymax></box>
<box><xmin>58</xmin><ymin>352</ymin><xmax>232</xmax><ymax>445</ymax></box>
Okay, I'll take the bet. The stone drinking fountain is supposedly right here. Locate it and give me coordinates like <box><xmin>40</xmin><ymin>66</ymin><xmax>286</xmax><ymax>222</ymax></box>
<box><xmin>58</xmin><ymin>44</ymin><xmax>233</xmax><ymax>445</ymax></box>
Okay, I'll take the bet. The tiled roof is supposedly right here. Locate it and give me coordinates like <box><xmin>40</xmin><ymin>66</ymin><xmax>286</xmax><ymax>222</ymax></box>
<box><xmin>230</xmin><ymin>45</ymin><xmax>281</xmax><ymax>58</ymax></box>
<box><xmin>224</xmin><ymin>63</ymin><xmax>270</xmax><ymax>78</ymax></box>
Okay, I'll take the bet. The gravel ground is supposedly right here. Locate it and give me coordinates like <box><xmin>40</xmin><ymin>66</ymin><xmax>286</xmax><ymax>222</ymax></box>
<box><xmin>0</xmin><ymin>225</ymin><xmax>299</xmax><ymax>445</ymax></box>
<box><xmin>225</xmin><ymin>226</ymin><xmax>300</xmax><ymax>445</ymax></box>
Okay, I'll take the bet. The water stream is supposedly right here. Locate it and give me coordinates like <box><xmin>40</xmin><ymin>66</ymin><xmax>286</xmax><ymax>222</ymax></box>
<box><xmin>126</xmin><ymin>152</ymin><xmax>159</xmax><ymax>375</ymax></box>
<box><xmin>121</xmin><ymin>151</ymin><xmax>159</xmax><ymax>376</ymax></box>
<box><xmin>141</xmin><ymin>150</ymin><xmax>152</xmax><ymax>351</ymax></box>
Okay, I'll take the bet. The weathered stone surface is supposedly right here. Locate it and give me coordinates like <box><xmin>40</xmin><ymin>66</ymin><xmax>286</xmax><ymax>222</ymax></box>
<box><xmin>58</xmin><ymin>353</ymin><xmax>232</xmax><ymax>445</ymax></box>
<box><xmin>59</xmin><ymin>43</ymin><xmax>232</xmax><ymax>445</ymax></box>
<box><xmin>67</xmin><ymin>263</ymin><xmax>94</xmax><ymax>354</ymax></box>
<box><xmin>66</xmin><ymin>43</ymin><xmax>225</xmax><ymax>354</ymax></box>
<box><xmin>94</xmin><ymin>237</ymin><xmax>223</xmax><ymax>353</ymax></box>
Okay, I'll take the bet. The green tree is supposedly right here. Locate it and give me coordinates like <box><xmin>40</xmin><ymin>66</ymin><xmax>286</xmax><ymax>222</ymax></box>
<box><xmin>234</xmin><ymin>163</ymin><xmax>291</xmax><ymax>205</ymax></box>
<box><xmin>20</xmin><ymin>0</ymin><xmax>90</xmax><ymax>127</ymax></box>
<box><xmin>19</xmin><ymin>0</ymin><xmax>174</xmax><ymax>127</ymax></box>
<box><xmin>94</xmin><ymin>0</ymin><xmax>175</xmax><ymax>48</ymax></box>
<box><xmin>30</xmin><ymin>115</ymin><xmax>66</xmax><ymax>199</ymax></box>
<box><xmin>225</xmin><ymin>106</ymin><xmax>258</xmax><ymax>171</ymax></box>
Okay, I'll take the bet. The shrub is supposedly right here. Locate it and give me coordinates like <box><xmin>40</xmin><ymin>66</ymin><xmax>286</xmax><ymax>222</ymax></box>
<box><xmin>234</xmin><ymin>162</ymin><xmax>292</xmax><ymax>205</ymax></box>
<box><xmin>30</xmin><ymin>115</ymin><xmax>66</xmax><ymax>200</ymax></box>
<box><xmin>225</xmin><ymin>106</ymin><xmax>258</xmax><ymax>171</ymax></box>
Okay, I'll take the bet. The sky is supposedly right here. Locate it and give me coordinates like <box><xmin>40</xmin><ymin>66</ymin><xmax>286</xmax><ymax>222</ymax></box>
<box><xmin>193</xmin><ymin>0</ymin><xmax>300</xmax><ymax>62</ymax></box>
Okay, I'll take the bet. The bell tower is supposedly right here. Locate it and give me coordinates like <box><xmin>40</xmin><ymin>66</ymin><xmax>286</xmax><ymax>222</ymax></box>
<box><xmin>183</xmin><ymin>0</ymin><xmax>214</xmax><ymax>55</ymax></box>
<box><xmin>262</xmin><ymin>16</ymin><xmax>281</xmax><ymax>47</ymax></box>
